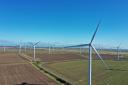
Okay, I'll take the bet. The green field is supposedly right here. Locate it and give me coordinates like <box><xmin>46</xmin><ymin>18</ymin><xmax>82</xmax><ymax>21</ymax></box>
<box><xmin>43</xmin><ymin>60</ymin><xmax>128</xmax><ymax>85</ymax></box>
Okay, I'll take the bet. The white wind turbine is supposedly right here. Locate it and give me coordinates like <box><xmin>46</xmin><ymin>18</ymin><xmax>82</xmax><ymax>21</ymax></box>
<box><xmin>48</xmin><ymin>43</ymin><xmax>51</xmax><ymax>54</ymax></box>
<box><xmin>3</xmin><ymin>46</ymin><xmax>6</xmax><ymax>53</ymax></box>
<box><xmin>33</xmin><ymin>41</ymin><xmax>40</xmax><ymax>61</ymax></box>
<box><xmin>116</xmin><ymin>43</ymin><xmax>121</xmax><ymax>61</ymax></box>
<box><xmin>65</xmin><ymin>21</ymin><xmax>109</xmax><ymax>85</ymax></box>
<box><xmin>19</xmin><ymin>44</ymin><xmax>22</xmax><ymax>54</ymax></box>
<box><xmin>24</xmin><ymin>43</ymin><xmax>27</xmax><ymax>53</ymax></box>
<box><xmin>18</xmin><ymin>41</ymin><xmax>22</xmax><ymax>54</ymax></box>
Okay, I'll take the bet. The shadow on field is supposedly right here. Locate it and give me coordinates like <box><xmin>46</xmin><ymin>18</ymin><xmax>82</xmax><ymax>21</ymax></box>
<box><xmin>106</xmin><ymin>68</ymin><xmax>128</xmax><ymax>72</ymax></box>
<box><xmin>15</xmin><ymin>82</ymin><xmax>44</xmax><ymax>85</ymax></box>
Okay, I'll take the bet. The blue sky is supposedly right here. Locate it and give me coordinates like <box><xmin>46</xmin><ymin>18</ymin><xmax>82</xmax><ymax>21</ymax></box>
<box><xmin>0</xmin><ymin>0</ymin><xmax>128</xmax><ymax>48</ymax></box>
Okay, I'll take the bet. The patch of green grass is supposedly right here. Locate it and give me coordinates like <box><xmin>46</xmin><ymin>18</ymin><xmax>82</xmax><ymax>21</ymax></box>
<box><xmin>43</xmin><ymin>60</ymin><xmax>128</xmax><ymax>85</ymax></box>
<box><xmin>44</xmin><ymin>60</ymin><xmax>87</xmax><ymax>85</ymax></box>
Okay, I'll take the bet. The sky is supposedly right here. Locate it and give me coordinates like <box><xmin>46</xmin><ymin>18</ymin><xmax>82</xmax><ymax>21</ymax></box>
<box><xmin>0</xmin><ymin>0</ymin><xmax>128</xmax><ymax>48</ymax></box>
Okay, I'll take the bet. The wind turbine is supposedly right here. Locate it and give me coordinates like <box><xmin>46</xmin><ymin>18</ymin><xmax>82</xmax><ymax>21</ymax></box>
<box><xmin>49</xmin><ymin>45</ymin><xmax>51</xmax><ymax>54</ymax></box>
<box><xmin>17</xmin><ymin>41</ymin><xmax>22</xmax><ymax>54</ymax></box>
<box><xmin>116</xmin><ymin>43</ymin><xmax>121</xmax><ymax>61</ymax></box>
<box><xmin>80</xmin><ymin>47</ymin><xmax>82</xmax><ymax>54</ymax></box>
<box><xmin>19</xmin><ymin>44</ymin><xmax>22</xmax><ymax>54</ymax></box>
<box><xmin>65</xmin><ymin>21</ymin><xmax>109</xmax><ymax>85</ymax></box>
<box><xmin>1</xmin><ymin>44</ymin><xmax>6</xmax><ymax>53</ymax></box>
<box><xmin>52</xmin><ymin>43</ymin><xmax>56</xmax><ymax>54</ymax></box>
<box><xmin>33</xmin><ymin>41</ymin><xmax>40</xmax><ymax>61</ymax></box>
<box><xmin>48</xmin><ymin>42</ymin><xmax>51</xmax><ymax>54</ymax></box>
<box><xmin>24</xmin><ymin>43</ymin><xmax>27</xmax><ymax>53</ymax></box>
<box><xmin>3</xmin><ymin>46</ymin><xmax>6</xmax><ymax>53</ymax></box>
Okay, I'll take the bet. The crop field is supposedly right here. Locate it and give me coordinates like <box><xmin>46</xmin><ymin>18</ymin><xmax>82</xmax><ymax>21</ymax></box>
<box><xmin>0</xmin><ymin>63</ymin><xmax>58</xmax><ymax>85</ymax></box>
<box><xmin>23</xmin><ymin>48</ymin><xmax>128</xmax><ymax>62</ymax></box>
<box><xmin>23</xmin><ymin>48</ymin><xmax>128</xmax><ymax>85</ymax></box>
<box><xmin>25</xmin><ymin>48</ymin><xmax>87</xmax><ymax>62</ymax></box>
<box><xmin>1</xmin><ymin>47</ymin><xmax>128</xmax><ymax>85</ymax></box>
<box><xmin>0</xmin><ymin>53</ymin><xmax>59</xmax><ymax>85</ymax></box>
<box><xmin>43</xmin><ymin>60</ymin><xmax>128</xmax><ymax>85</ymax></box>
<box><xmin>0</xmin><ymin>53</ymin><xmax>26</xmax><ymax>64</ymax></box>
<box><xmin>0</xmin><ymin>47</ymin><xmax>19</xmax><ymax>53</ymax></box>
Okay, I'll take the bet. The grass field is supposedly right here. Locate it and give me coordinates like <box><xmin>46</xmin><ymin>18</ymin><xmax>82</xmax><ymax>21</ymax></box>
<box><xmin>43</xmin><ymin>60</ymin><xmax>128</xmax><ymax>85</ymax></box>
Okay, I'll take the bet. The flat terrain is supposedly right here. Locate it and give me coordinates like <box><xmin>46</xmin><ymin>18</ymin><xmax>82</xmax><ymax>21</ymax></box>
<box><xmin>25</xmin><ymin>49</ymin><xmax>86</xmax><ymax>62</ymax></box>
<box><xmin>36</xmin><ymin>54</ymin><xmax>86</xmax><ymax>62</ymax></box>
<box><xmin>43</xmin><ymin>60</ymin><xmax>128</xmax><ymax>85</ymax></box>
<box><xmin>22</xmin><ymin>48</ymin><xmax>128</xmax><ymax>85</ymax></box>
<box><xmin>0</xmin><ymin>53</ymin><xmax>26</xmax><ymax>64</ymax></box>
<box><xmin>28</xmin><ymin>53</ymin><xmax>118</xmax><ymax>62</ymax></box>
<box><xmin>25</xmin><ymin>48</ymin><xmax>127</xmax><ymax>62</ymax></box>
<box><xmin>0</xmin><ymin>53</ymin><xmax>58</xmax><ymax>85</ymax></box>
<box><xmin>0</xmin><ymin>63</ymin><xmax>57</xmax><ymax>85</ymax></box>
<box><xmin>0</xmin><ymin>48</ymin><xmax>128</xmax><ymax>85</ymax></box>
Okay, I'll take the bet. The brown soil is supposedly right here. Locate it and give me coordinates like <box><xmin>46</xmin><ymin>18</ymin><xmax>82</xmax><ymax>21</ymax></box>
<box><xmin>0</xmin><ymin>63</ymin><xmax>57</xmax><ymax>85</ymax></box>
<box><xmin>0</xmin><ymin>53</ymin><xmax>26</xmax><ymax>63</ymax></box>
<box><xmin>30</xmin><ymin>53</ymin><xmax>116</xmax><ymax>62</ymax></box>
<box><xmin>0</xmin><ymin>53</ymin><xmax>58</xmax><ymax>85</ymax></box>
<box><xmin>35</xmin><ymin>54</ymin><xmax>86</xmax><ymax>62</ymax></box>
<box><xmin>93</xmin><ymin>54</ymin><xmax>116</xmax><ymax>60</ymax></box>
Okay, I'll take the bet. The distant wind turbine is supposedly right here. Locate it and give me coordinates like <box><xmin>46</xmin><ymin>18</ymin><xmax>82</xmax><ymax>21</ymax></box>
<box><xmin>33</xmin><ymin>41</ymin><xmax>40</xmax><ymax>61</ymax></box>
<box><xmin>19</xmin><ymin>44</ymin><xmax>22</xmax><ymax>54</ymax></box>
<box><xmin>117</xmin><ymin>43</ymin><xmax>121</xmax><ymax>61</ymax></box>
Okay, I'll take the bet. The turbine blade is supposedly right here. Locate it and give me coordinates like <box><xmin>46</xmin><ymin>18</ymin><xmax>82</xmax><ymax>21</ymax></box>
<box><xmin>91</xmin><ymin>45</ymin><xmax>110</xmax><ymax>69</ymax></box>
<box><xmin>118</xmin><ymin>43</ymin><xmax>122</xmax><ymax>48</ymax></box>
<box><xmin>65</xmin><ymin>44</ymin><xmax>89</xmax><ymax>48</ymax></box>
<box><xmin>90</xmin><ymin>21</ymin><xmax>101</xmax><ymax>44</ymax></box>
<box><xmin>34</xmin><ymin>41</ymin><xmax>40</xmax><ymax>46</ymax></box>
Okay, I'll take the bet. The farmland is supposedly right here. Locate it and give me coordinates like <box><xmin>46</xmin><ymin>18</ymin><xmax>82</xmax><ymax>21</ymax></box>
<box><xmin>0</xmin><ymin>52</ymin><xmax>59</xmax><ymax>85</ymax></box>
<box><xmin>23</xmin><ymin>48</ymin><xmax>128</xmax><ymax>85</ymax></box>
<box><xmin>25</xmin><ymin>48</ymin><xmax>87</xmax><ymax>62</ymax></box>
<box><xmin>42</xmin><ymin>60</ymin><xmax>128</xmax><ymax>85</ymax></box>
<box><xmin>1</xmin><ymin>0</ymin><xmax>128</xmax><ymax>85</ymax></box>
<box><xmin>23</xmin><ymin>48</ymin><xmax>128</xmax><ymax>63</ymax></box>
<box><xmin>0</xmin><ymin>53</ymin><xmax>26</xmax><ymax>64</ymax></box>
<box><xmin>0</xmin><ymin>63</ymin><xmax>58</xmax><ymax>85</ymax></box>
<box><xmin>0</xmin><ymin>47</ymin><xmax>128</xmax><ymax>85</ymax></box>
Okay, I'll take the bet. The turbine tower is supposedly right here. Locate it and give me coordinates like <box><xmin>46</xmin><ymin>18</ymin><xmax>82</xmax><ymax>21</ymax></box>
<box><xmin>48</xmin><ymin>43</ymin><xmax>51</xmax><ymax>54</ymax></box>
<box><xmin>18</xmin><ymin>41</ymin><xmax>22</xmax><ymax>54</ymax></box>
<box><xmin>3</xmin><ymin>47</ymin><xmax>6</xmax><ymax>53</ymax></box>
<box><xmin>80</xmin><ymin>47</ymin><xmax>82</xmax><ymax>54</ymax></box>
<box><xmin>117</xmin><ymin>43</ymin><xmax>121</xmax><ymax>61</ymax></box>
<box><xmin>24</xmin><ymin>43</ymin><xmax>27</xmax><ymax>53</ymax></box>
<box><xmin>33</xmin><ymin>41</ymin><xmax>40</xmax><ymax>61</ymax></box>
<box><xmin>49</xmin><ymin>45</ymin><xmax>51</xmax><ymax>54</ymax></box>
<box><xmin>65</xmin><ymin>21</ymin><xmax>109</xmax><ymax>85</ymax></box>
<box><xmin>19</xmin><ymin>44</ymin><xmax>22</xmax><ymax>54</ymax></box>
